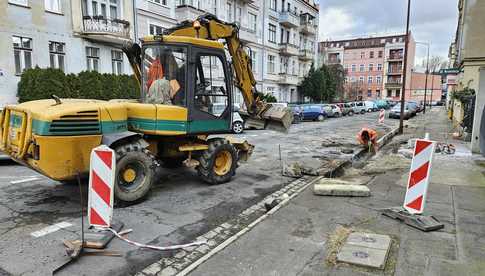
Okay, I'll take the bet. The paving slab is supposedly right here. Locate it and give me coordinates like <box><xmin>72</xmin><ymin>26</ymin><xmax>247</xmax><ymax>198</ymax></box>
<box><xmin>337</xmin><ymin>244</ymin><xmax>389</xmax><ymax>269</ymax></box>
<box><xmin>313</xmin><ymin>184</ymin><xmax>370</xmax><ymax>197</ymax></box>
<box><xmin>346</xmin><ymin>232</ymin><xmax>391</xmax><ymax>250</ymax></box>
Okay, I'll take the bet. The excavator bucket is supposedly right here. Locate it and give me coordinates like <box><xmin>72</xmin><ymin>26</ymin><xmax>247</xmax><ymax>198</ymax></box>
<box><xmin>241</xmin><ymin>104</ymin><xmax>293</xmax><ymax>133</ymax></box>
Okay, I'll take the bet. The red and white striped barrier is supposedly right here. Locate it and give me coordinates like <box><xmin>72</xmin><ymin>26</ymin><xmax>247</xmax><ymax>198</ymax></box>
<box><xmin>88</xmin><ymin>145</ymin><xmax>116</xmax><ymax>228</ymax></box>
<box><xmin>403</xmin><ymin>139</ymin><xmax>435</xmax><ymax>214</ymax></box>
<box><xmin>378</xmin><ymin>109</ymin><xmax>385</xmax><ymax>124</ymax></box>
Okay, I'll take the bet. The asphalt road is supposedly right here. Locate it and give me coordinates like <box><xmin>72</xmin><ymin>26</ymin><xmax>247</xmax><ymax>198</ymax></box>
<box><xmin>0</xmin><ymin>112</ymin><xmax>397</xmax><ymax>276</ymax></box>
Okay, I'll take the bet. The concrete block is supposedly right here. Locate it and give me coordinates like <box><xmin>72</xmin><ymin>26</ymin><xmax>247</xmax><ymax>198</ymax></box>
<box><xmin>313</xmin><ymin>184</ymin><xmax>370</xmax><ymax>197</ymax></box>
<box><xmin>337</xmin><ymin>244</ymin><xmax>388</xmax><ymax>269</ymax></box>
<box><xmin>159</xmin><ymin>267</ymin><xmax>178</xmax><ymax>276</ymax></box>
<box><xmin>346</xmin><ymin>232</ymin><xmax>391</xmax><ymax>250</ymax></box>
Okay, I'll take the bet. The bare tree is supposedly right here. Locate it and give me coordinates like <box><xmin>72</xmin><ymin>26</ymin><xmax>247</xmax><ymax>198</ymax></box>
<box><xmin>344</xmin><ymin>81</ymin><xmax>365</xmax><ymax>101</ymax></box>
<box><xmin>422</xmin><ymin>56</ymin><xmax>446</xmax><ymax>73</ymax></box>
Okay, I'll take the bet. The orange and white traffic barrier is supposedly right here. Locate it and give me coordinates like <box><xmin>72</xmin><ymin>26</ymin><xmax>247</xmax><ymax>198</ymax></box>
<box><xmin>378</xmin><ymin>109</ymin><xmax>385</xmax><ymax>124</ymax></box>
<box><xmin>88</xmin><ymin>145</ymin><xmax>116</xmax><ymax>228</ymax></box>
<box><xmin>403</xmin><ymin>138</ymin><xmax>435</xmax><ymax>214</ymax></box>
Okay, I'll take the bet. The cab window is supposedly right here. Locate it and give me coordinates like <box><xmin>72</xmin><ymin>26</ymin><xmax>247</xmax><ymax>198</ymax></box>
<box><xmin>194</xmin><ymin>54</ymin><xmax>228</xmax><ymax>117</ymax></box>
<box><xmin>143</xmin><ymin>45</ymin><xmax>187</xmax><ymax>106</ymax></box>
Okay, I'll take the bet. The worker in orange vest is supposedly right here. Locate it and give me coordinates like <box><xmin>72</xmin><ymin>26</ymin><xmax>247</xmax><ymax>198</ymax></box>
<box><xmin>357</xmin><ymin>128</ymin><xmax>378</xmax><ymax>152</ymax></box>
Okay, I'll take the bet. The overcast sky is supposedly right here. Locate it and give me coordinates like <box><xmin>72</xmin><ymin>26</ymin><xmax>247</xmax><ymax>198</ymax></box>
<box><xmin>317</xmin><ymin>0</ymin><xmax>459</xmax><ymax>69</ymax></box>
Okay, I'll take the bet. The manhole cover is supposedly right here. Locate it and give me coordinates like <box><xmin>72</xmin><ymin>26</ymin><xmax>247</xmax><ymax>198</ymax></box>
<box><xmin>362</xmin><ymin>236</ymin><xmax>376</xmax><ymax>243</ymax></box>
<box><xmin>352</xmin><ymin>251</ymin><xmax>369</xmax><ymax>258</ymax></box>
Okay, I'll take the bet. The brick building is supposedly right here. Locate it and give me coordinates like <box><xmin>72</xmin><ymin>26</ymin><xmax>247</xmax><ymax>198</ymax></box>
<box><xmin>407</xmin><ymin>72</ymin><xmax>442</xmax><ymax>104</ymax></box>
<box><xmin>318</xmin><ymin>34</ymin><xmax>416</xmax><ymax>101</ymax></box>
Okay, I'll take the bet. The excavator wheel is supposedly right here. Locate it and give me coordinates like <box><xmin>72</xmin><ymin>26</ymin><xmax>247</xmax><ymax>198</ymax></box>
<box><xmin>197</xmin><ymin>139</ymin><xmax>237</xmax><ymax>185</ymax></box>
<box><xmin>114</xmin><ymin>140</ymin><xmax>158</xmax><ymax>202</ymax></box>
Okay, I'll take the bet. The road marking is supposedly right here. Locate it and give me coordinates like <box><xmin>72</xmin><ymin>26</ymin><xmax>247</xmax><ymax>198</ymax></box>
<box><xmin>30</xmin><ymin>222</ymin><xmax>73</xmax><ymax>238</ymax></box>
<box><xmin>10</xmin><ymin>177</ymin><xmax>40</xmax><ymax>184</ymax></box>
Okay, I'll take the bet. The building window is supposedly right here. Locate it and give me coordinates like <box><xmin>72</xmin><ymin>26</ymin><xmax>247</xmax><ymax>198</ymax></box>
<box><xmin>368</xmin><ymin>63</ymin><xmax>373</xmax><ymax>71</ymax></box>
<box><xmin>149</xmin><ymin>23</ymin><xmax>164</xmax><ymax>35</ymax></box>
<box><xmin>387</xmin><ymin>90</ymin><xmax>392</xmax><ymax>97</ymax></box>
<box><xmin>9</xmin><ymin>0</ymin><xmax>28</xmax><ymax>6</ymax></box>
<box><xmin>369</xmin><ymin>51</ymin><xmax>374</xmax><ymax>58</ymax></box>
<box><xmin>149</xmin><ymin>0</ymin><xmax>167</xmax><ymax>5</ymax></box>
<box><xmin>359</xmin><ymin>76</ymin><xmax>364</xmax><ymax>84</ymax></box>
<box><xmin>86</xmin><ymin>46</ymin><xmax>100</xmax><ymax>72</ymax></box>
<box><xmin>376</xmin><ymin>90</ymin><xmax>381</xmax><ymax>97</ymax></box>
<box><xmin>378</xmin><ymin>51</ymin><xmax>383</xmax><ymax>58</ymax></box>
<box><xmin>227</xmin><ymin>2</ymin><xmax>232</xmax><ymax>21</ymax></box>
<box><xmin>268</xmin><ymin>54</ymin><xmax>275</xmax><ymax>74</ymax></box>
<box><xmin>368</xmin><ymin>76</ymin><xmax>373</xmax><ymax>84</ymax></box>
<box><xmin>367</xmin><ymin>89</ymin><xmax>372</xmax><ymax>97</ymax></box>
<box><xmin>351</xmin><ymin>64</ymin><xmax>356</xmax><ymax>72</ymax></box>
<box><xmin>49</xmin><ymin>41</ymin><xmax>65</xmax><ymax>72</ymax></box>
<box><xmin>360</xmin><ymin>52</ymin><xmax>365</xmax><ymax>59</ymax></box>
<box><xmin>268</xmin><ymin>24</ymin><xmax>276</xmax><ymax>43</ymax></box>
<box><xmin>377</xmin><ymin>64</ymin><xmax>382</xmax><ymax>71</ymax></box>
<box><xmin>111</xmin><ymin>50</ymin><xmax>123</xmax><ymax>75</ymax></box>
<box><xmin>376</xmin><ymin>76</ymin><xmax>382</xmax><ymax>84</ymax></box>
<box><xmin>45</xmin><ymin>0</ymin><xmax>61</xmax><ymax>12</ymax></box>
<box><xmin>12</xmin><ymin>36</ymin><xmax>32</xmax><ymax>75</ymax></box>
<box><xmin>359</xmin><ymin>64</ymin><xmax>365</xmax><ymax>72</ymax></box>
<box><xmin>269</xmin><ymin>0</ymin><xmax>276</xmax><ymax>11</ymax></box>
<box><xmin>249</xmin><ymin>49</ymin><xmax>257</xmax><ymax>73</ymax></box>
<box><xmin>249</xmin><ymin>12</ymin><xmax>257</xmax><ymax>32</ymax></box>
<box><xmin>395</xmin><ymin>90</ymin><xmax>400</xmax><ymax>97</ymax></box>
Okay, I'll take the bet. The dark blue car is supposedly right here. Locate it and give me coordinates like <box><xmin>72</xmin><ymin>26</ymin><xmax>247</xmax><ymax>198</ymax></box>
<box><xmin>301</xmin><ymin>105</ymin><xmax>327</xmax><ymax>121</ymax></box>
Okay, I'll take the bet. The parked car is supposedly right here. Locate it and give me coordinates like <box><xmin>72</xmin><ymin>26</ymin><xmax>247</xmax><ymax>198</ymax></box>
<box><xmin>290</xmin><ymin>105</ymin><xmax>304</xmax><ymax>124</ymax></box>
<box><xmin>389</xmin><ymin>103</ymin><xmax>413</xmax><ymax>119</ymax></box>
<box><xmin>301</xmin><ymin>105</ymin><xmax>327</xmax><ymax>121</ymax></box>
<box><xmin>336</xmin><ymin>103</ymin><xmax>354</xmax><ymax>116</ymax></box>
<box><xmin>364</xmin><ymin>101</ymin><xmax>378</xmax><ymax>112</ymax></box>
<box><xmin>320</xmin><ymin>104</ymin><xmax>338</xmax><ymax>118</ymax></box>
<box><xmin>350</xmin><ymin>102</ymin><xmax>366</xmax><ymax>114</ymax></box>
<box><xmin>330</xmin><ymin>104</ymin><xmax>342</xmax><ymax>117</ymax></box>
<box><xmin>407</xmin><ymin>100</ymin><xmax>424</xmax><ymax>113</ymax></box>
<box><xmin>212</xmin><ymin>103</ymin><xmax>245</xmax><ymax>134</ymax></box>
<box><xmin>374</xmin><ymin>99</ymin><xmax>390</xmax><ymax>110</ymax></box>
<box><xmin>406</xmin><ymin>101</ymin><xmax>419</xmax><ymax>116</ymax></box>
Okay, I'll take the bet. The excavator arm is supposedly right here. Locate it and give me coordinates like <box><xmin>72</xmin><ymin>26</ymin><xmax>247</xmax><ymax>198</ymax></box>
<box><xmin>124</xmin><ymin>14</ymin><xmax>293</xmax><ymax>132</ymax></box>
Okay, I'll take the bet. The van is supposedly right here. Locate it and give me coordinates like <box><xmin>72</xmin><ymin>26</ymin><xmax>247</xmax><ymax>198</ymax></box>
<box><xmin>364</xmin><ymin>101</ymin><xmax>378</xmax><ymax>112</ymax></box>
<box><xmin>351</xmin><ymin>102</ymin><xmax>366</xmax><ymax>114</ymax></box>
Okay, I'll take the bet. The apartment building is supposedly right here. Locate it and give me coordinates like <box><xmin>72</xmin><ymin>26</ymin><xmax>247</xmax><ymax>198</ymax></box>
<box><xmin>0</xmin><ymin>0</ymin><xmax>136</xmax><ymax>107</ymax></box>
<box><xmin>407</xmin><ymin>72</ymin><xmax>442</xmax><ymax>104</ymax></box>
<box><xmin>449</xmin><ymin>0</ymin><xmax>485</xmax><ymax>154</ymax></box>
<box><xmin>319</xmin><ymin>34</ymin><xmax>416</xmax><ymax>101</ymax></box>
<box><xmin>135</xmin><ymin>0</ymin><xmax>319</xmax><ymax>104</ymax></box>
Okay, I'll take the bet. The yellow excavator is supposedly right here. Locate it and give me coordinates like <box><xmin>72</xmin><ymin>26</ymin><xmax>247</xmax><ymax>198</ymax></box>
<box><xmin>0</xmin><ymin>14</ymin><xmax>292</xmax><ymax>202</ymax></box>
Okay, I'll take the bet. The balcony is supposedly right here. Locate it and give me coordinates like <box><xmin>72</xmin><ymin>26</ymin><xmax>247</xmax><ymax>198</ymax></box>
<box><xmin>300</xmin><ymin>21</ymin><xmax>316</xmax><ymax>35</ymax></box>
<box><xmin>279</xmin><ymin>73</ymin><xmax>300</xmax><ymax>85</ymax></box>
<box><xmin>279</xmin><ymin>11</ymin><xmax>299</xmax><ymax>28</ymax></box>
<box><xmin>387</xmin><ymin>55</ymin><xmax>404</xmax><ymax>61</ymax></box>
<box><xmin>387</xmin><ymin>68</ymin><xmax>403</xmax><ymax>75</ymax></box>
<box><xmin>175</xmin><ymin>3</ymin><xmax>205</xmax><ymax>22</ymax></box>
<box><xmin>299</xmin><ymin>49</ymin><xmax>314</xmax><ymax>61</ymax></box>
<box><xmin>279</xmin><ymin>43</ymin><xmax>299</xmax><ymax>56</ymax></box>
<box><xmin>385</xmin><ymin>80</ymin><xmax>403</xmax><ymax>88</ymax></box>
<box><xmin>239</xmin><ymin>27</ymin><xmax>256</xmax><ymax>43</ymax></box>
<box><xmin>80</xmin><ymin>16</ymin><xmax>130</xmax><ymax>44</ymax></box>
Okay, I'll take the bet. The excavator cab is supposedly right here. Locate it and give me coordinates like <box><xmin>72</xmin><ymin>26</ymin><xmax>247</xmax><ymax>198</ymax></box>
<box><xmin>139</xmin><ymin>36</ymin><xmax>234</xmax><ymax>134</ymax></box>
<box><xmin>124</xmin><ymin>14</ymin><xmax>293</xmax><ymax>133</ymax></box>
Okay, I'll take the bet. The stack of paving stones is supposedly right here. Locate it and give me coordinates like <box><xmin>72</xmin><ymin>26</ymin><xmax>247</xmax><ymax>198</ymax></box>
<box><xmin>137</xmin><ymin>176</ymin><xmax>317</xmax><ymax>276</ymax></box>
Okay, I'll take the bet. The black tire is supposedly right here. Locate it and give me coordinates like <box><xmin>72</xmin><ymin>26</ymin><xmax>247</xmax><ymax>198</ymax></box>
<box><xmin>197</xmin><ymin>139</ymin><xmax>237</xmax><ymax>185</ymax></box>
<box><xmin>360</xmin><ymin>110</ymin><xmax>366</xmax><ymax>114</ymax></box>
<box><xmin>317</xmin><ymin>114</ymin><xmax>325</xmax><ymax>121</ymax></box>
<box><xmin>349</xmin><ymin>111</ymin><xmax>354</xmax><ymax>116</ymax></box>
<box><xmin>232</xmin><ymin>121</ymin><xmax>244</xmax><ymax>134</ymax></box>
<box><xmin>114</xmin><ymin>141</ymin><xmax>158</xmax><ymax>202</ymax></box>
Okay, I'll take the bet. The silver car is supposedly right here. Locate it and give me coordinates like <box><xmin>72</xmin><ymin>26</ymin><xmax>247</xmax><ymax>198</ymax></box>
<box><xmin>212</xmin><ymin>103</ymin><xmax>245</xmax><ymax>134</ymax></box>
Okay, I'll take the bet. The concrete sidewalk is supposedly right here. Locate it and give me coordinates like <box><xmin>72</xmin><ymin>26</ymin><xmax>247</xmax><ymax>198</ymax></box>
<box><xmin>190</xmin><ymin>107</ymin><xmax>485</xmax><ymax>276</ymax></box>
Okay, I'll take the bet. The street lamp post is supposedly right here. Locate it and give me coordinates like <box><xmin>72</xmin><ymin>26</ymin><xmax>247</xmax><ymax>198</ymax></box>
<box><xmin>399</xmin><ymin>0</ymin><xmax>411</xmax><ymax>135</ymax></box>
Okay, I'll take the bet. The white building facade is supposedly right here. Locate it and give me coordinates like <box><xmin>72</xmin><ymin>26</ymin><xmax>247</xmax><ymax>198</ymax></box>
<box><xmin>136</xmin><ymin>0</ymin><xmax>319</xmax><ymax>104</ymax></box>
<box><xmin>0</xmin><ymin>0</ymin><xmax>318</xmax><ymax>107</ymax></box>
<box><xmin>0</xmin><ymin>0</ymin><xmax>135</xmax><ymax>107</ymax></box>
